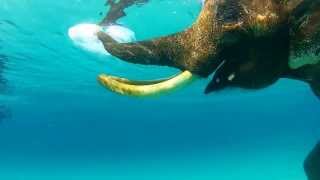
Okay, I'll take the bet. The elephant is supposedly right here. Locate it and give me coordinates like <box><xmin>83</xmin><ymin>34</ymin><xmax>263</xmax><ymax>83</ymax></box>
<box><xmin>95</xmin><ymin>1</ymin><xmax>320</xmax><ymax>179</ymax></box>
<box><xmin>96</xmin><ymin>0</ymin><xmax>320</xmax><ymax>98</ymax></box>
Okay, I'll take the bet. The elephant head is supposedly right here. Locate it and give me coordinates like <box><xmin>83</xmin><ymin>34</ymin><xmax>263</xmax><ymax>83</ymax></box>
<box><xmin>96</xmin><ymin>0</ymin><xmax>320</xmax><ymax>98</ymax></box>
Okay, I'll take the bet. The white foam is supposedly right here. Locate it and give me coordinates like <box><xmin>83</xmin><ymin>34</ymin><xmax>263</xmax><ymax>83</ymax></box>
<box><xmin>103</xmin><ymin>25</ymin><xmax>136</xmax><ymax>43</ymax></box>
<box><xmin>68</xmin><ymin>23</ymin><xmax>136</xmax><ymax>56</ymax></box>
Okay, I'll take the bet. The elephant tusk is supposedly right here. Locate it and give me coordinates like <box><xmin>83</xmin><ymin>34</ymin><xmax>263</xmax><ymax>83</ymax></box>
<box><xmin>98</xmin><ymin>71</ymin><xmax>195</xmax><ymax>96</ymax></box>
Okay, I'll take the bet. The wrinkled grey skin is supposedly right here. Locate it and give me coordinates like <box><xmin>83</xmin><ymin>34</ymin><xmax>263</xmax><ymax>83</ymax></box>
<box><xmin>99</xmin><ymin>0</ymin><xmax>320</xmax><ymax>98</ymax></box>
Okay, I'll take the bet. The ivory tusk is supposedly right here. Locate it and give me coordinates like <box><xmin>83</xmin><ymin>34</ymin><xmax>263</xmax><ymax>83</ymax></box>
<box><xmin>98</xmin><ymin>71</ymin><xmax>195</xmax><ymax>96</ymax></box>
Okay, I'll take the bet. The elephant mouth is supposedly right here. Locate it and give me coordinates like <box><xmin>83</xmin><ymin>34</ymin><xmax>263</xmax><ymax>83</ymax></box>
<box><xmin>98</xmin><ymin>70</ymin><xmax>196</xmax><ymax>96</ymax></box>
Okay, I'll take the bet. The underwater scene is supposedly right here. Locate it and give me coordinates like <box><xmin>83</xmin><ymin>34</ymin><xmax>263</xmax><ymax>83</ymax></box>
<box><xmin>0</xmin><ymin>0</ymin><xmax>320</xmax><ymax>179</ymax></box>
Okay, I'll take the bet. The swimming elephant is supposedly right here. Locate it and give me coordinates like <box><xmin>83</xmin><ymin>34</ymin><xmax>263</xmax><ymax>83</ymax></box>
<box><xmin>305</xmin><ymin>142</ymin><xmax>320</xmax><ymax>180</ymax></box>
<box><xmin>96</xmin><ymin>0</ymin><xmax>320</xmax><ymax>98</ymax></box>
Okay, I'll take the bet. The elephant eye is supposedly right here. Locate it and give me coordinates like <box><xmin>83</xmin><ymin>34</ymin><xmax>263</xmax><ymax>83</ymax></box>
<box><xmin>228</xmin><ymin>73</ymin><xmax>236</xmax><ymax>81</ymax></box>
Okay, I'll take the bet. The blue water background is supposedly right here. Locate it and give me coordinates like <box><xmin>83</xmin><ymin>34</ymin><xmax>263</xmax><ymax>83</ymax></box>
<box><xmin>0</xmin><ymin>0</ymin><xmax>319</xmax><ymax>179</ymax></box>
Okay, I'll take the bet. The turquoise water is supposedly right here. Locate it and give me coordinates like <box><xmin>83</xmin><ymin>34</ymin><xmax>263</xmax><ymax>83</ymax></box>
<box><xmin>0</xmin><ymin>0</ymin><xmax>320</xmax><ymax>179</ymax></box>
